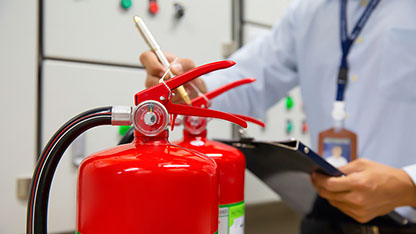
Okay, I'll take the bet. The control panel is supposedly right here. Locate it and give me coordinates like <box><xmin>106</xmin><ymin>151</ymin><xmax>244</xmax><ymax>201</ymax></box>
<box><xmin>43</xmin><ymin>0</ymin><xmax>232</xmax><ymax>67</ymax></box>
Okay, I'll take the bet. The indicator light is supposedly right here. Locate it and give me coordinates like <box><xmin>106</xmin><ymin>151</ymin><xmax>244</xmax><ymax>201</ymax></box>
<box><xmin>149</xmin><ymin>0</ymin><xmax>159</xmax><ymax>15</ymax></box>
<box><xmin>302</xmin><ymin>120</ymin><xmax>308</xmax><ymax>134</ymax></box>
<box><xmin>121</xmin><ymin>0</ymin><xmax>132</xmax><ymax>9</ymax></box>
<box><xmin>286</xmin><ymin>119</ymin><xmax>293</xmax><ymax>134</ymax></box>
<box><xmin>286</xmin><ymin>96</ymin><xmax>294</xmax><ymax>110</ymax></box>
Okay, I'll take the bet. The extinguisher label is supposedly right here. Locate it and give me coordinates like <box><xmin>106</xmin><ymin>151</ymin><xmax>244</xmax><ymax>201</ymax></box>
<box><xmin>219</xmin><ymin>201</ymin><xmax>245</xmax><ymax>234</ymax></box>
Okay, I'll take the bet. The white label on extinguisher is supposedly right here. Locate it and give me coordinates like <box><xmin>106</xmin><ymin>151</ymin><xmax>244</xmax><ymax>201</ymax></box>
<box><xmin>219</xmin><ymin>201</ymin><xmax>245</xmax><ymax>234</ymax></box>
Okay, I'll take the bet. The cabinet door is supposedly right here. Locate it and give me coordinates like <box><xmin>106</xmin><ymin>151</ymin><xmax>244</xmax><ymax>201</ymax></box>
<box><xmin>42</xmin><ymin>60</ymin><xmax>146</xmax><ymax>232</ymax></box>
<box><xmin>44</xmin><ymin>0</ymin><xmax>232</xmax><ymax>67</ymax></box>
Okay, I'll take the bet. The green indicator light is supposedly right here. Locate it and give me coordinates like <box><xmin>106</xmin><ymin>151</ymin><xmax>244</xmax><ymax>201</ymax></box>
<box><xmin>286</xmin><ymin>120</ymin><xmax>293</xmax><ymax>134</ymax></box>
<box><xmin>286</xmin><ymin>96</ymin><xmax>294</xmax><ymax>110</ymax></box>
<box><xmin>121</xmin><ymin>0</ymin><xmax>132</xmax><ymax>9</ymax></box>
<box><xmin>119</xmin><ymin>125</ymin><xmax>132</xmax><ymax>136</ymax></box>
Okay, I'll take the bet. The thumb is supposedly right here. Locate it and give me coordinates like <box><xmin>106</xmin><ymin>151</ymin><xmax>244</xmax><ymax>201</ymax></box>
<box><xmin>180</xmin><ymin>58</ymin><xmax>196</xmax><ymax>72</ymax></box>
<box><xmin>171</xmin><ymin>58</ymin><xmax>196</xmax><ymax>76</ymax></box>
<box><xmin>171</xmin><ymin>63</ymin><xmax>184</xmax><ymax>76</ymax></box>
<box><xmin>338</xmin><ymin>159</ymin><xmax>366</xmax><ymax>175</ymax></box>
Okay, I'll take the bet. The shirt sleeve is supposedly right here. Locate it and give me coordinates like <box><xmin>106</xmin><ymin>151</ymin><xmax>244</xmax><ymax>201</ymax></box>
<box><xmin>202</xmin><ymin>1</ymin><xmax>301</xmax><ymax>119</ymax></box>
<box><xmin>403</xmin><ymin>164</ymin><xmax>416</xmax><ymax>188</ymax></box>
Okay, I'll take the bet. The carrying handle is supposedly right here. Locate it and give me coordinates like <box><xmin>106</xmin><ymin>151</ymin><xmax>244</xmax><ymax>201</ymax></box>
<box><xmin>190</xmin><ymin>77</ymin><xmax>265</xmax><ymax>128</ymax></box>
<box><xmin>234</xmin><ymin>114</ymin><xmax>265</xmax><ymax>128</ymax></box>
<box><xmin>191</xmin><ymin>78</ymin><xmax>256</xmax><ymax>108</ymax></box>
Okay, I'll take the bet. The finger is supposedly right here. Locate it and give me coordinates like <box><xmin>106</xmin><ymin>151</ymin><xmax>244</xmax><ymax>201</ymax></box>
<box><xmin>171</xmin><ymin>58</ymin><xmax>196</xmax><ymax>76</ymax></box>
<box><xmin>190</xmin><ymin>78</ymin><xmax>207</xmax><ymax>94</ymax></box>
<box><xmin>311</xmin><ymin>172</ymin><xmax>353</xmax><ymax>192</ymax></box>
<box><xmin>140</xmin><ymin>51</ymin><xmax>167</xmax><ymax>77</ymax></box>
<box><xmin>180</xmin><ymin>58</ymin><xmax>196</xmax><ymax>72</ymax></box>
<box><xmin>338</xmin><ymin>158</ymin><xmax>368</xmax><ymax>175</ymax></box>
<box><xmin>170</xmin><ymin>90</ymin><xmax>185</xmax><ymax>104</ymax></box>
<box><xmin>316</xmin><ymin>187</ymin><xmax>356</xmax><ymax>204</ymax></box>
<box><xmin>171</xmin><ymin>63</ymin><xmax>184</xmax><ymax>76</ymax></box>
<box><xmin>183</xmin><ymin>83</ymin><xmax>199</xmax><ymax>100</ymax></box>
<box><xmin>164</xmin><ymin>52</ymin><xmax>176</xmax><ymax>63</ymax></box>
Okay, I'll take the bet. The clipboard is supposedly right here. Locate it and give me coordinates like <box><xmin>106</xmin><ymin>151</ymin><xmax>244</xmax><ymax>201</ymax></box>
<box><xmin>218</xmin><ymin>138</ymin><xmax>409</xmax><ymax>225</ymax></box>
<box><xmin>221</xmin><ymin>139</ymin><xmax>344</xmax><ymax>177</ymax></box>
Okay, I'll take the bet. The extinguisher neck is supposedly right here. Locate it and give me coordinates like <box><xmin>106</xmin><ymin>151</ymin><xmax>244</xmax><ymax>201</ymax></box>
<box><xmin>183</xmin><ymin>129</ymin><xmax>207</xmax><ymax>139</ymax></box>
<box><xmin>133</xmin><ymin>129</ymin><xmax>170</xmax><ymax>144</ymax></box>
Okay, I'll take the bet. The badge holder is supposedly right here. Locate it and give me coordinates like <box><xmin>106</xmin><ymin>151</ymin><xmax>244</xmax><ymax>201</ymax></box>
<box><xmin>318</xmin><ymin>101</ymin><xmax>357</xmax><ymax>167</ymax></box>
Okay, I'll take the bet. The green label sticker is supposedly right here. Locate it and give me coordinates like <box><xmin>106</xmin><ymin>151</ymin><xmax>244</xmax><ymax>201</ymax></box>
<box><xmin>219</xmin><ymin>201</ymin><xmax>245</xmax><ymax>234</ymax></box>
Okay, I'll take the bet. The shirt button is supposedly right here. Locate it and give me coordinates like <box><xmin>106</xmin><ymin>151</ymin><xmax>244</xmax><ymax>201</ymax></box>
<box><xmin>361</xmin><ymin>0</ymin><xmax>368</xmax><ymax>6</ymax></box>
<box><xmin>351</xmin><ymin>75</ymin><xmax>358</xmax><ymax>83</ymax></box>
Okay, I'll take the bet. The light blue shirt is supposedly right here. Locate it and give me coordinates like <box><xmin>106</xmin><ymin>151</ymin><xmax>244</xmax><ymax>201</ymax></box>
<box><xmin>203</xmin><ymin>0</ymin><xmax>416</xmax><ymax>221</ymax></box>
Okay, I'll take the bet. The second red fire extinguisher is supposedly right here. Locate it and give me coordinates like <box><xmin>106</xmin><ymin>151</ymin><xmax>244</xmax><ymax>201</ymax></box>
<box><xmin>174</xmin><ymin>78</ymin><xmax>265</xmax><ymax>234</ymax></box>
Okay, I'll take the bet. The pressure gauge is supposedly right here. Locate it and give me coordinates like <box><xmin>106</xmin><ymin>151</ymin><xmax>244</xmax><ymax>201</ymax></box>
<box><xmin>133</xmin><ymin>101</ymin><xmax>169</xmax><ymax>136</ymax></box>
<box><xmin>184</xmin><ymin>116</ymin><xmax>207</xmax><ymax>135</ymax></box>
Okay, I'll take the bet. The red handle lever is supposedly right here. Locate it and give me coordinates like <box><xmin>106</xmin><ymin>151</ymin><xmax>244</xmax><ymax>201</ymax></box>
<box><xmin>189</xmin><ymin>77</ymin><xmax>264</xmax><ymax>128</ymax></box>
<box><xmin>191</xmin><ymin>78</ymin><xmax>256</xmax><ymax>108</ymax></box>
<box><xmin>166</xmin><ymin>102</ymin><xmax>247</xmax><ymax>128</ymax></box>
<box><xmin>166</xmin><ymin>60</ymin><xmax>235</xmax><ymax>90</ymax></box>
<box><xmin>134</xmin><ymin>60</ymin><xmax>248</xmax><ymax>128</ymax></box>
<box><xmin>234</xmin><ymin>114</ymin><xmax>265</xmax><ymax>128</ymax></box>
<box><xmin>135</xmin><ymin>60</ymin><xmax>236</xmax><ymax>105</ymax></box>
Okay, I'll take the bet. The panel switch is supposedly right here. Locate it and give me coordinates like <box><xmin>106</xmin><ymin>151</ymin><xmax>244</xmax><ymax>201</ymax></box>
<box><xmin>174</xmin><ymin>2</ymin><xmax>185</xmax><ymax>19</ymax></box>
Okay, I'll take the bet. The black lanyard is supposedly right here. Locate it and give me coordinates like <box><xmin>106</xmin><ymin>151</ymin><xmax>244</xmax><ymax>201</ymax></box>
<box><xmin>336</xmin><ymin>0</ymin><xmax>380</xmax><ymax>101</ymax></box>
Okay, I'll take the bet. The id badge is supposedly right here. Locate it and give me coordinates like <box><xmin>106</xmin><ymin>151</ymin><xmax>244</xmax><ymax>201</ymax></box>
<box><xmin>318</xmin><ymin>128</ymin><xmax>357</xmax><ymax>168</ymax></box>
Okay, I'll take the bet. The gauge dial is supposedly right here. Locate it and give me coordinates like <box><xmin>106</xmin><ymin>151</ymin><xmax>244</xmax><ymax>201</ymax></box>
<box><xmin>133</xmin><ymin>101</ymin><xmax>169</xmax><ymax>136</ymax></box>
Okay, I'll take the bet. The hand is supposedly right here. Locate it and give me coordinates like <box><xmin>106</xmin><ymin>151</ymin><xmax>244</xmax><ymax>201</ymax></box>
<box><xmin>140</xmin><ymin>51</ymin><xmax>207</xmax><ymax>104</ymax></box>
<box><xmin>311</xmin><ymin>158</ymin><xmax>416</xmax><ymax>223</ymax></box>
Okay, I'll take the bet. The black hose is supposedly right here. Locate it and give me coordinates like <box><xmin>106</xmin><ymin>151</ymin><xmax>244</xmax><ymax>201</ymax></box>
<box><xmin>118</xmin><ymin>126</ymin><xmax>135</xmax><ymax>145</ymax></box>
<box><xmin>27</xmin><ymin>107</ymin><xmax>113</xmax><ymax>234</ymax></box>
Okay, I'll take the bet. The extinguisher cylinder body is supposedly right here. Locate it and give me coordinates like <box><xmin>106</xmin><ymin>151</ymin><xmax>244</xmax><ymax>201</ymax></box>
<box><xmin>77</xmin><ymin>130</ymin><xmax>219</xmax><ymax>234</ymax></box>
<box><xmin>175</xmin><ymin>129</ymin><xmax>246</xmax><ymax>234</ymax></box>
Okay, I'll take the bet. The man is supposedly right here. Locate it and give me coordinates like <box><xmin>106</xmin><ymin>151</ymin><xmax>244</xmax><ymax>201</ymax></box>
<box><xmin>141</xmin><ymin>0</ymin><xmax>416</xmax><ymax>233</ymax></box>
<box><xmin>326</xmin><ymin>146</ymin><xmax>348</xmax><ymax>167</ymax></box>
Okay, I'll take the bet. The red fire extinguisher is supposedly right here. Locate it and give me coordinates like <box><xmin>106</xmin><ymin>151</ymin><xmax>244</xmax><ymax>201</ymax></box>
<box><xmin>174</xmin><ymin>78</ymin><xmax>265</xmax><ymax>234</ymax></box>
<box><xmin>26</xmin><ymin>60</ymin><xmax>248</xmax><ymax>234</ymax></box>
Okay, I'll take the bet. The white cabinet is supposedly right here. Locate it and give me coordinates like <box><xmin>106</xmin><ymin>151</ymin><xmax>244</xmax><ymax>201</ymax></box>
<box><xmin>44</xmin><ymin>0</ymin><xmax>232</xmax><ymax>67</ymax></box>
<box><xmin>0</xmin><ymin>1</ymin><xmax>37</xmax><ymax>233</ymax></box>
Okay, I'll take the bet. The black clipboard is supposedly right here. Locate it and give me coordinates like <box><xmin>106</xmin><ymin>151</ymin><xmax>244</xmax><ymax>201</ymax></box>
<box><xmin>218</xmin><ymin>138</ymin><xmax>409</xmax><ymax>225</ymax></box>
<box><xmin>221</xmin><ymin>139</ymin><xmax>344</xmax><ymax>177</ymax></box>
